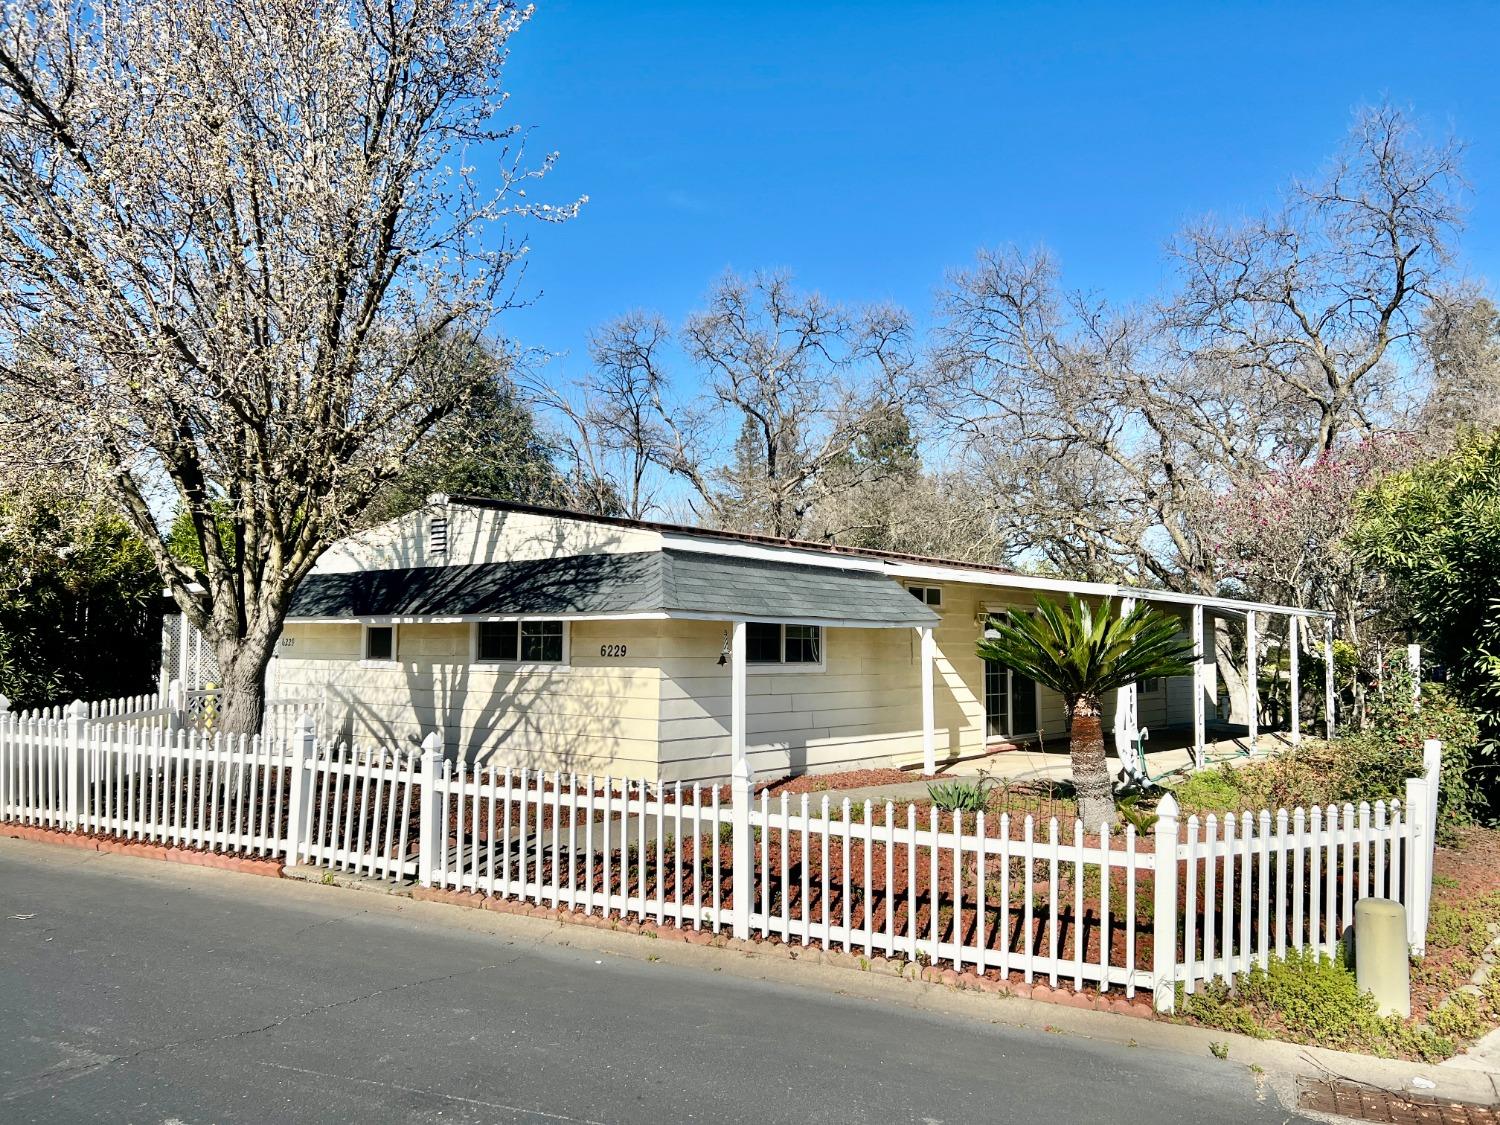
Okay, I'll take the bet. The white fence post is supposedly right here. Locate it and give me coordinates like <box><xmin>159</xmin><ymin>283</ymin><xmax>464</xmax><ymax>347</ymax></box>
<box><xmin>283</xmin><ymin>714</ymin><xmax>316</xmax><ymax>866</ymax></box>
<box><xmin>1405</xmin><ymin>772</ymin><xmax>1432</xmax><ymax>955</ymax></box>
<box><xmin>1152</xmin><ymin>793</ymin><xmax>1180</xmax><ymax>1012</ymax></box>
<box><xmin>1409</xmin><ymin>644</ymin><xmax>1423</xmax><ymax>712</ymax></box>
<box><xmin>65</xmin><ymin>699</ymin><xmax>88</xmax><ymax>831</ymax></box>
<box><xmin>167</xmin><ymin>678</ymin><xmax>184</xmax><ymax>733</ymax></box>
<box><xmin>416</xmin><ymin>733</ymin><xmax>443</xmax><ymax>888</ymax></box>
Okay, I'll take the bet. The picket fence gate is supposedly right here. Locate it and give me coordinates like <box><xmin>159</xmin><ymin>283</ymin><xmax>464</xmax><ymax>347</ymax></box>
<box><xmin>0</xmin><ymin>698</ymin><xmax>1443</xmax><ymax>1013</ymax></box>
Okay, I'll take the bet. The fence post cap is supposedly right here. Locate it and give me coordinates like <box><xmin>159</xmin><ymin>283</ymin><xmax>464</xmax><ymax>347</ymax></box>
<box><xmin>420</xmin><ymin>731</ymin><xmax>443</xmax><ymax>756</ymax></box>
<box><xmin>296</xmin><ymin>712</ymin><xmax>316</xmax><ymax>734</ymax></box>
<box><xmin>0</xmin><ymin>694</ymin><xmax>9</xmax><ymax>713</ymax></box>
<box><xmin>1156</xmin><ymin>792</ymin><xmax>1179</xmax><ymax>819</ymax></box>
<box><xmin>67</xmin><ymin>698</ymin><xmax>89</xmax><ymax>719</ymax></box>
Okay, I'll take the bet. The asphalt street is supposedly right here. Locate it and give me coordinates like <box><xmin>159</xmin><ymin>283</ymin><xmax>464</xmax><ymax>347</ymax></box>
<box><xmin>0</xmin><ymin>840</ymin><xmax>1314</xmax><ymax>1124</ymax></box>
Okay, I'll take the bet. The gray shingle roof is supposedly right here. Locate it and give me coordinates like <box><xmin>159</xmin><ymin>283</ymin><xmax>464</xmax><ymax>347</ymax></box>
<box><xmin>286</xmin><ymin>548</ymin><xmax>937</xmax><ymax>627</ymax></box>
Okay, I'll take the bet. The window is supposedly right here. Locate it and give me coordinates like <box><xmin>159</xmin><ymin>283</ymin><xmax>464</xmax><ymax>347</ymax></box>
<box><xmin>475</xmin><ymin>620</ymin><xmax>566</xmax><ymax>664</ymax></box>
<box><xmin>907</xmin><ymin>584</ymin><xmax>942</xmax><ymax>607</ymax></box>
<box><xmin>1139</xmin><ymin>677</ymin><xmax>1162</xmax><ymax>694</ymax></box>
<box><xmin>746</xmin><ymin>622</ymin><xmax>823</xmax><ymax>668</ymax></box>
<box><xmin>363</xmin><ymin>624</ymin><xmax>395</xmax><ymax>662</ymax></box>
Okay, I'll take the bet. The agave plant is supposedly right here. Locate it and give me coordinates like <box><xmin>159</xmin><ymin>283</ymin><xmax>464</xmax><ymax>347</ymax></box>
<box><xmin>977</xmin><ymin>595</ymin><xmax>1195</xmax><ymax>829</ymax></box>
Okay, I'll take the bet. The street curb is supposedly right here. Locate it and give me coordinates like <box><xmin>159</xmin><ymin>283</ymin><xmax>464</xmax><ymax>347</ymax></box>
<box><xmin>282</xmin><ymin>860</ymin><xmax>1496</xmax><ymax>1107</ymax></box>
<box><xmin>2</xmin><ymin>823</ymin><xmax>283</xmax><ymax>878</ymax></box>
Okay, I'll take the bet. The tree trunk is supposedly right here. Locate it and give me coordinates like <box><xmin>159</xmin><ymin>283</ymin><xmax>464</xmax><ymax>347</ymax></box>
<box><xmin>212</xmin><ymin>620</ymin><xmax>280</xmax><ymax>736</ymax></box>
<box><xmin>1214</xmin><ymin>616</ymin><xmax>1251</xmax><ymax>725</ymax></box>
<box><xmin>1069</xmin><ymin>695</ymin><xmax>1115</xmax><ymax>830</ymax></box>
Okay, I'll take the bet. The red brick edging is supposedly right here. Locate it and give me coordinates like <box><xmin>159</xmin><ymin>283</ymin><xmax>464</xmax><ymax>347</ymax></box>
<box><xmin>3</xmin><ymin>824</ymin><xmax>283</xmax><ymax>878</ymax></box>
<box><xmin>408</xmin><ymin>885</ymin><xmax>1155</xmax><ymax>1019</ymax></box>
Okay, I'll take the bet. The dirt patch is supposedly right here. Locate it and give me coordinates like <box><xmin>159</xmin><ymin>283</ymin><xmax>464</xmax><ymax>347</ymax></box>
<box><xmin>761</xmin><ymin>769</ymin><xmax>932</xmax><ymax>796</ymax></box>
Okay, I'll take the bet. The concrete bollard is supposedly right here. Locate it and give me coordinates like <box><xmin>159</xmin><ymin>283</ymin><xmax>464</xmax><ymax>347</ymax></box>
<box><xmin>1355</xmin><ymin>898</ymin><xmax>1411</xmax><ymax>1019</ymax></box>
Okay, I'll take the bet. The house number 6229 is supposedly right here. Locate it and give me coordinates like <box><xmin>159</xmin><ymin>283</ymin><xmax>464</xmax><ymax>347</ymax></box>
<box><xmin>600</xmin><ymin>644</ymin><xmax>627</xmax><ymax>658</ymax></box>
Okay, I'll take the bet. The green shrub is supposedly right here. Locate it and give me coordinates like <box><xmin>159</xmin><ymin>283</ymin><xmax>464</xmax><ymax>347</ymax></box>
<box><xmin>1180</xmin><ymin>948</ymin><xmax>1461</xmax><ymax>1061</ymax></box>
<box><xmin>927</xmin><ymin>779</ymin><xmax>989</xmax><ymax>813</ymax></box>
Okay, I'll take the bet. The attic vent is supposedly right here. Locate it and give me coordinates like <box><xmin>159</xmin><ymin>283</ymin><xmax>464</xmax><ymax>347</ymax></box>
<box><xmin>429</xmin><ymin>514</ymin><xmax>448</xmax><ymax>556</ymax></box>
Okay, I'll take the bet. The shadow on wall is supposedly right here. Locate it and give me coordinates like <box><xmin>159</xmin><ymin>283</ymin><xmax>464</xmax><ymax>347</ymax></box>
<box><xmin>321</xmin><ymin>514</ymin><xmax>644</xmax><ymax>779</ymax></box>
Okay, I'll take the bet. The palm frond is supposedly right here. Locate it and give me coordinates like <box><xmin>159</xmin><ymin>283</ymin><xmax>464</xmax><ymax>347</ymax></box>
<box><xmin>976</xmin><ymin>594</ymin><xmax>1196</xmax><ymax>706</ymax></box>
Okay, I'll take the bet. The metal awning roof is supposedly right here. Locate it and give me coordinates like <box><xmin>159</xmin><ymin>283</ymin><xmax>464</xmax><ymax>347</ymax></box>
<box><xmin>286</xmin><ymin>549</ymin><xmax>939</xmax><ymax>629</ymax></box>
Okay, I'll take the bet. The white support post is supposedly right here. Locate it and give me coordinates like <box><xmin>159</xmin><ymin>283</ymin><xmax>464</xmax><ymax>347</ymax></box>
<box><xmin>1324</xmin><ymin>618</ymin><xmax>1336</xmax><ymax>741</ymax></box>
<box><xmin>283</xmin><ymin>714</ymin><xmax>316</xmax><ymax>867</ymax></box>
<box><xmin>1406</xmin><ymin>772</ymin><xmax>1432</xmax><ymax>955</ymax></box>
<box><xmin>1191</xmin><ymin>604</ymin><xmax>1205</xmax><ymax>769</ymax></box>
<box><xmin>729</xmin><ymin>621</ymin><xmax>752</xmax><ymax>941</ymax></box>
<box><xmin>1151</xmin><ymin>793</ymin><xmax>1181</xmax><ymax>1012</ymax></box>
<box><xmin>178</xmin><ymin>610</ymin><xmax>191</xmax><ymax>689</ymax></box>
<box><xmin>1115</xmin><ymin>597</ymin><xmax>1139</xmax><ymax>777</ymax></box>
<box><xmin>918</xmin><ymin>626</ymin><xmax>936</xmax><ymax>775</ymax></box>
<box><xmin>1246</xmin><ymin>611</ymin><xmax>1259</xmax><ymax>756</ymax></box>
<box><xmin>416</xmin><ymin>732</ymin><xmax>444</xmax><ymax>888</ymax></box>
<box><xmin>65</xmin><ymin>699</ymin><xmax>88</xmax><ymax>831</ymax></box>
<box><xmin>1408</xmin><ymin>644</ymin><xmax>1422</xmax><ymax>712</ymax></box>
<box><xmin>1288</xmin><ymin>616</ymin><xmax>1301</xmax><ymax>745</ymax></box>
<box><xmin>167</xmin><ymin>678</ymin><xmax>184</xmax><ymax>734</ymax></box>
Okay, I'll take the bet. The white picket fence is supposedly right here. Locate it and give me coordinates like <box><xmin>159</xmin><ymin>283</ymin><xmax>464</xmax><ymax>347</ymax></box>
<box><xmin>0</xmin><ymin>695</ymin><xmax>1444</xmax><ymax>1013</ymax></box>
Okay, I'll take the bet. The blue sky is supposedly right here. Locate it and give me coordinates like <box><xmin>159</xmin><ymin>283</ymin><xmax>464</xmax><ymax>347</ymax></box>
<box><xmin>496</xmin><ymin>1</ymin><xmax>1500</xmax><ymax>379</ymax></box>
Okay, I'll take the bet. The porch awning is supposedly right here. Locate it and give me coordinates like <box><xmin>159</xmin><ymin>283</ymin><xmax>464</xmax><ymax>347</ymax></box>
<box><xmin>286</xmin><ymin>548</ymin><xmax>939</xmax><ymax>628</ymax></box>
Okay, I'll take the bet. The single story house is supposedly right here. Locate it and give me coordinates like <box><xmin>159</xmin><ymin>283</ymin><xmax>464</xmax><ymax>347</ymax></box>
<box><xmin>259</xmin><ymin>496</ymin><xmax>1334</xmax><ymax>783</ymax></box>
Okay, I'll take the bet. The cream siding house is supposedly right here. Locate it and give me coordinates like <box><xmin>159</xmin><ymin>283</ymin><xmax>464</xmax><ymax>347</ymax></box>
<box><xmin>263</xmin><ymin>497</ymin><xmax>1331</xmax><ymax>783</ymax></box>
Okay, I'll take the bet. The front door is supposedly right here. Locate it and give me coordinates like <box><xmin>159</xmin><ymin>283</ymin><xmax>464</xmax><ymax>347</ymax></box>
<box><xmin>985</xmin><ymin>658</ymin><xmax>1039</xmax><ymax>740</ymax></box>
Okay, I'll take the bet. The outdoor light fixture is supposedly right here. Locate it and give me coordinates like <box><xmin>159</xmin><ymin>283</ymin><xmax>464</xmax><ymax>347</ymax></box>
<box><xmin>717</xmin><ymin>629</ymin><xmax>730</xmax><ymax>666</ymax></box>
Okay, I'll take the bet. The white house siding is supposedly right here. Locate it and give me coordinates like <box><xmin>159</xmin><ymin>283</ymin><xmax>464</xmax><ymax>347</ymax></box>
<box><xmin>312</xmin><ymin>503</ymin><xmax>663</xmax><ymax>574</ymax></box>
<box><xmin>271</xmin><ymin>576</ymin><xmax>1208</xmax><ymax>783</ymax></box>
<box><xmin>272</xmin><ymin>620</ymin><xmax>664</xmax><ymax>779</ymax></box>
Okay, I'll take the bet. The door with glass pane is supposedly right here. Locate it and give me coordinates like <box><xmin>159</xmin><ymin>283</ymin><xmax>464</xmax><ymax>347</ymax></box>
<box><xmin>985</xmin><ymin>658</ymin><xmax>1039</xmax><ymax>740</ymax></box>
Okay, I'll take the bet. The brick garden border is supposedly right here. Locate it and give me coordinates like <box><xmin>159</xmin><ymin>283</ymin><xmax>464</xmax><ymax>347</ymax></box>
<box><xmin>3</xmin><ymin>823</ymin><xmax>283</xmax><ymax>878</ymax></box>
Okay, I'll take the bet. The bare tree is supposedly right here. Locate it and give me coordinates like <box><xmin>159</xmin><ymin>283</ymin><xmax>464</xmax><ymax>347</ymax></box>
<box><xmin>534</xmin><ymin>312</ymin><xmax>677</xmax><ymax>520</ymax></box>
<box><xmin>0</xmin><ymin>0</ymin><xmax>578</xmax><ymax>731</ymax></box>
<box><xmin>1418</xmin><ymin>287</ymin><xmax>1500</xmax><ymax>436</ymax></box>
<box><xmin>563</xmin><ymin>272</ymin><xmax>927</xmax><ymax>539</ymax></box>
<box><xmin>1172</xmin><ymin>103</ymin><xmax>1462</xmax><ymax>456</ymax></box>
<box><xmin>681</xmin><ymin>271</ymin><xmax>923</xmax><ymax>538</ymax></box>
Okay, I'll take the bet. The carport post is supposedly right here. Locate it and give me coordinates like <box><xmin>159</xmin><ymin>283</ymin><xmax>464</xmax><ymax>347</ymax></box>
<box><xmin>1246</xmin><ymin>611</ymin><xmax>1259</xmax><ymax>755</ymax></box>
<box><xmin>1191</xmin><ymin>604</ymin><xmax>1205</xmax><ymax>769</ymax></box>
<box><xmin>918</xmin><ymin>626</ymin><xmax>936</xmax><ymax>774</ymax></box>
<box><xmin>1324</xmin><ymin>619</ymin><xmax>1336</xmax><ymax>741</ymax></box>
<box><xmin>1289</xmin><ymin>616</ymin><xmax>1301</xmax><ymax>745</ymax></box>
<box><xmin>729</xmin><ymin>621</ymin><xmax>752</xmax><ymax>941</ymax></box>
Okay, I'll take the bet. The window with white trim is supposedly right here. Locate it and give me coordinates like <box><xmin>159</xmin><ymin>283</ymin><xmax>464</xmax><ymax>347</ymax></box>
<box><xmin>906</xmin><ymin>584</ymin><xmax>942</xmax><ymax>607</ymax></box>
<box><xmin>363</xmin><ymin>624</ymin><xmax>396</xmax><ymax>662</ymax></box>
<box><xmin>474</xmin><ymin>620</ymin><xmax>567</xmax><ymax>664</ymax></box>
<box><xmin>746</xmin><ymin>622</ymin><xmax>823</xmax><ymax>667</ymax></box>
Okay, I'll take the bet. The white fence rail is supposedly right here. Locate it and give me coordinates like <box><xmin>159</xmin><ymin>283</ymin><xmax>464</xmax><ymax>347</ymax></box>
<box><xmin>0</xmin><ymin>698</ymin><xmax>1444</xmax><ymax>1013</ymax></box>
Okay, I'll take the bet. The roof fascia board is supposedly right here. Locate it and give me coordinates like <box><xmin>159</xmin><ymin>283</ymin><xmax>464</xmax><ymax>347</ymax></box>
<box><xmin>1119</xmin><ymin>587</ymin><xmax>1332</xmax><ymax>620</ymax></box>
<box><xmin>659</xmin><ymin>609</ymin><xmax>933</xmax><ymax>629</ymax></box>
<box><xmin>886</xmin><ymin>562</ymin><xmax>1118</xmax><ymax>597</ymax></box>
<box><xmin>285</xmin><ymin>611</ymin><xmax>673</xmax><ymax>626</ymax></box>
<box><xmin>659</xmin><ymin>532</ymin><xmax>890</xmax><ymax>574</ymax></box>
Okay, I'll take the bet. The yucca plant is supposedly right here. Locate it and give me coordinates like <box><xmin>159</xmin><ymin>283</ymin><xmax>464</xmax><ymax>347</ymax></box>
<box><xmin>977</xmin><ymin>595</ymin><xmax>1195</xmax><ymax>829</ymax></box>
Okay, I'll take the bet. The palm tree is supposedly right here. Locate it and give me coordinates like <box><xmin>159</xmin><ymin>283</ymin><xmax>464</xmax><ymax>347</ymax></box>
<box><xmin>977</xmin><ymin>595</ymin><xmax>1196</xmax><ymax>829</ymax></box>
